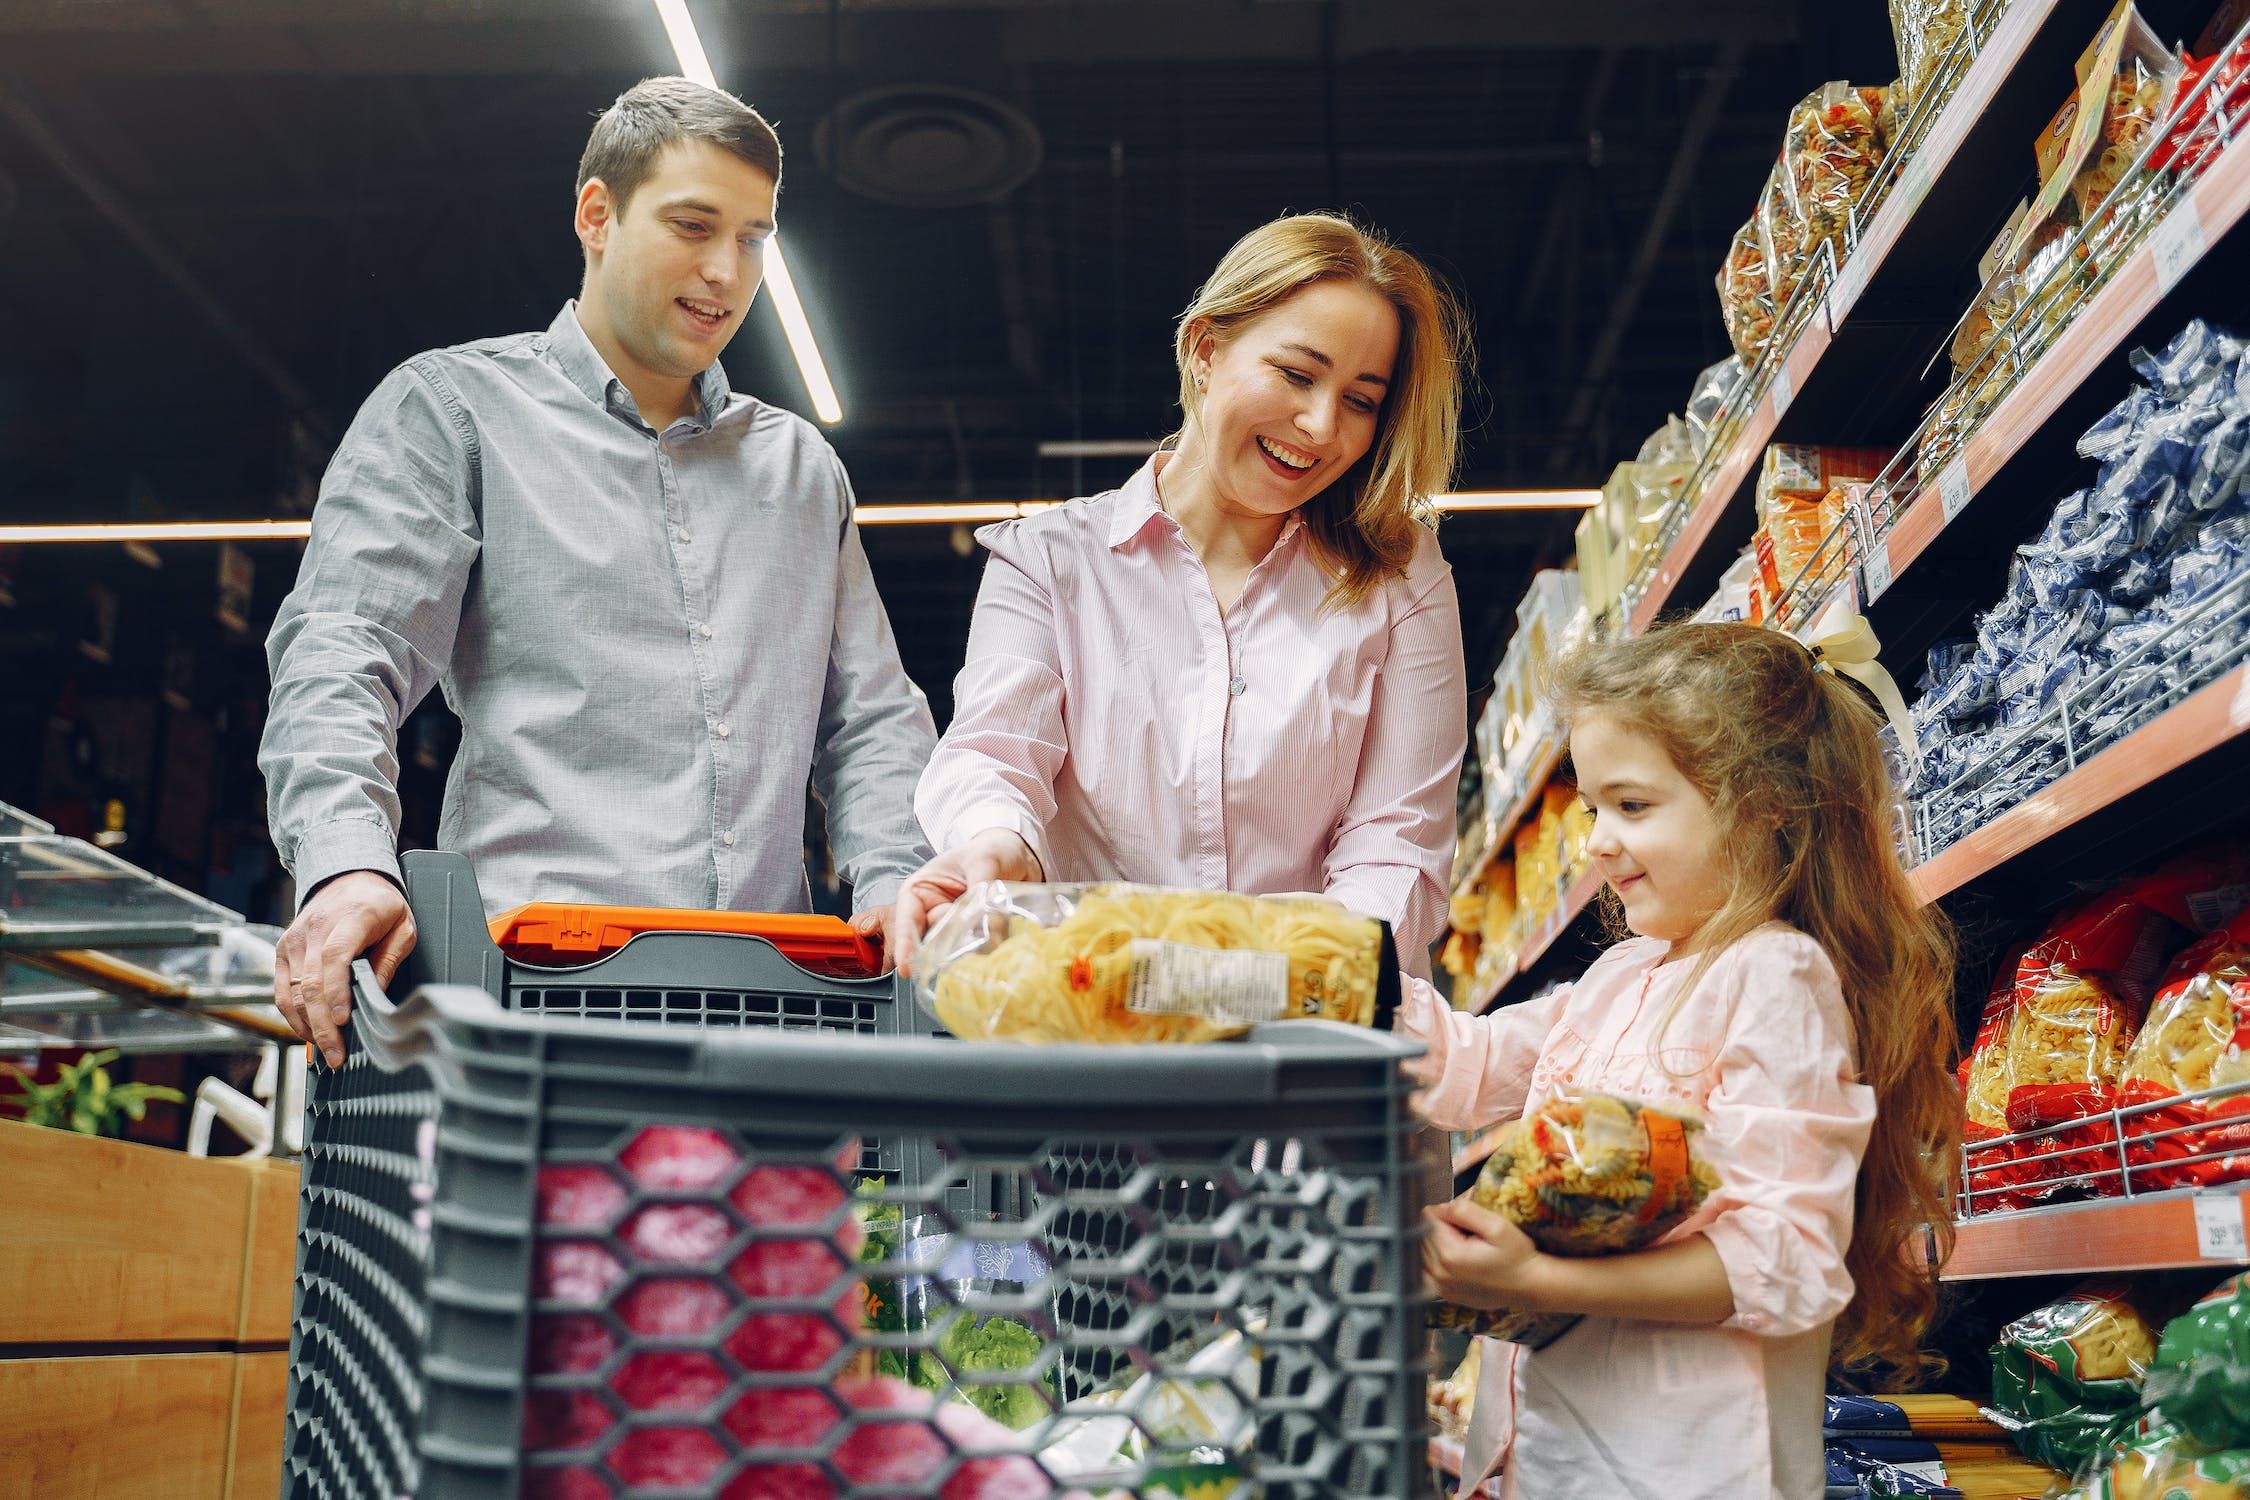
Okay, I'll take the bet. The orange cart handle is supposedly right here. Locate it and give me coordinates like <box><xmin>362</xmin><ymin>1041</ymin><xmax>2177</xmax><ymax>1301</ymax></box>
<box><xmin>488</xmin><ymin>902</ymin><xmax>884</xmax><ymax>977</ymax></box>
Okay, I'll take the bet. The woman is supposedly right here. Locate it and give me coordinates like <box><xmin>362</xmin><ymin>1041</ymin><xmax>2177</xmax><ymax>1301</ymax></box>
<box><xmin>888</xmin><ymin>212</ymin><xmax>1471</xmax><ymax>978</ymax></box>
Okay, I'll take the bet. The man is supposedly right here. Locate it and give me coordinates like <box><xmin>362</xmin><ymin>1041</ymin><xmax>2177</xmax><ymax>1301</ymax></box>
<box><xmin>261</xmin><ymin>78</ymin><xmax>936</xmax><ymax>1064</ymax></box>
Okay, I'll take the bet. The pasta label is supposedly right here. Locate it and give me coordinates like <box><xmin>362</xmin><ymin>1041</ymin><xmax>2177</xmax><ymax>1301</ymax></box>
<box><xmin>1123</xmin><ymin>940</ymin><xmax>1289</xmax><ymax>1026</ymax></box>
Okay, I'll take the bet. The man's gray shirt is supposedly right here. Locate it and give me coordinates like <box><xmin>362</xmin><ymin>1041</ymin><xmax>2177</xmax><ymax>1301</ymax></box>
<box><xmin>261</xmin><ymin>302</ymin><xmax>937</xmax><ymax>916</ymax></box>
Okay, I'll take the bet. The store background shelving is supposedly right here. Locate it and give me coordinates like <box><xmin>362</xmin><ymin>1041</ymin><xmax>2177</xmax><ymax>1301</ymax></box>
<box><xmin>1442</xmin><ymin>0</ymin><xmax>2250</xmax><ymax>1313</ymax></box>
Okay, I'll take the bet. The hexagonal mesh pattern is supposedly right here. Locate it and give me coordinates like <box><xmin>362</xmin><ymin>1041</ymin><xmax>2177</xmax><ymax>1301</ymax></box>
<box><xmin>284</xmin><ymin>987</ymin><xmax>1424</xmax><ymax>1500</ymax></box>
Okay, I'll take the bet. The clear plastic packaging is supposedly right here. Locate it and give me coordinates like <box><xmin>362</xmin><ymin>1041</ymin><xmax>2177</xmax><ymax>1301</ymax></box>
<box><xmin>1717</xmin><ymin>216</ymin><xmax>1779</xmax><ymax>361</ymax></box>
<box><xmin>1785</xmin><ymin>82</ymin><xmax>1891</xmax><ymax>255</ymax></box>
<box><xmin>1890</xmin><ymin>0</ymin><xmax>1973</xmax><ymax>109</ymax></box>
<box><xmin>914</xmin><ymin>882</ymin><xmax>1389</xmax><ymax>1043</ymax></box>
<box><xmin>1430</xmin><ymin>1093</ymin><xmax>1720</xmax><ymax>1347</ymax></box>
<box><xmin>1759</xmin><ymin>160</ymin><xmax>1811</xmax><ymax>322</ymax></box>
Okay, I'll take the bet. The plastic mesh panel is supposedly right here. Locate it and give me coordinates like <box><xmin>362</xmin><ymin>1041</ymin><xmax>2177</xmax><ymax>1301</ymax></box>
<box><xmin>285</xmin><ymin>989</ymin><xmax>1424</xmax><ymax>1499</ymax></box>
<box><xmin>285</xmin><ymin>1045</ymin><xmax>439</xmax><ymax>1500</ymax></box>
<box><xmin>510</xmin><ymin>986</ymin><xmax>887</xmax><ymax>1035</ymax></box>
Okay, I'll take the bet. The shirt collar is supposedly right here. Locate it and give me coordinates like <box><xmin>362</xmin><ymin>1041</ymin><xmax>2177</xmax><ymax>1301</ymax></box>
<box><xmin>546</xmin><ymin>300</ymin><xmax>731</xmax><ymax>431</ymax></box>
<box><xmin>1109</xmin><ymin>451</ymin><xmax>1308</xmax><ymax>553</ymax></box>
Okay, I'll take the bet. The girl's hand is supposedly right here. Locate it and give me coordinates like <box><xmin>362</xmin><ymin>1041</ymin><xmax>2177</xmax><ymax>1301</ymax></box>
<box><xmin>1422</xmin><ymin>1194</ymin><xmax>1549</xmax><ymax>1312</ymax></box>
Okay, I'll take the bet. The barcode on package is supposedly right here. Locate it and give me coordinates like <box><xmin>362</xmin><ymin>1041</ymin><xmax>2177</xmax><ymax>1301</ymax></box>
<box><xmin>1126</xmin><ymin>940</ymin><xmax>1288</xmax><ymax>1026</ymax></box>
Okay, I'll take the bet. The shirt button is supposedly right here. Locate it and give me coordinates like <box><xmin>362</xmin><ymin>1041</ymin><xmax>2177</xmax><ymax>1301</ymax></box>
<box><xmin>722</xmin><ymin>831</ymin><xmax>735</xmax><ymax>847</ymax></box>
<box><xmin>699</xmin><ymin>624</ymin><xmax>712</xmax><ymax>639</ymax></box>
<box><xmin>1229</xmin><ymin>677</ymin><xmax>1246</xmax><ymax>696</ymax></box>
<box><xmin>716</xmin><ymin>723</ymin><xmax>731</xmax><ymax>739</ymax></box>
<box><xmin>678</xmin><ymin>530</ymin><xmax>693</xmax><ymax>544</ymax></box>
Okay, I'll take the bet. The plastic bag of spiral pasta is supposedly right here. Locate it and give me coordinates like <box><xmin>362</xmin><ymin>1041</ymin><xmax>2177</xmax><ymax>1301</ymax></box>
<box><xmin>913</xmin><ymin>881</ymin><xmax>1400</xmax><ymax>1044</ymax></box>
<box><xmin>1430</xmin><ymin>1092</ymin><xmax>1722</xmax><ymax>1348</ymax></box>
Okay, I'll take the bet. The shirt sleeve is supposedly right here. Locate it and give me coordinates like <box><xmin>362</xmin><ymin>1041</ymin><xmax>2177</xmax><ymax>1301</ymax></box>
<box><xmin>1696</xmin><ymin>933</ymin><xmax>1877</xmax><ymax>1339</ymax></box>
<box><xmin>258</xmin><ymin>361</ymin><xmax>481</xmax><ymax>901</ymax></box>
<box><xmin>1392</xmin><ymin>974</ymin><xmax>1572</xmax><ymax>1133</ymax></box>
<box><xmin>813</xmin><ymin>454</ymin><xmax>942</xmax><ymax>913</ymax></box>
<box><xmin>1321</xmin><ymin>551</ymin><xmax>1469</xmax><ymax>980</ymax></box>
<box><xmin>912</xmin><ymin>530</ymin><xmax>1066</xmax><ymax>878</ymax></box>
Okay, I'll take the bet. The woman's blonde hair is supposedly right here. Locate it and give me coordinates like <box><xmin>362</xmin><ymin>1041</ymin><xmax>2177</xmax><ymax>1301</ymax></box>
<box><xmin>1169</xmin><ymin>212</ymin><xmax>1471</xmax><ymax>607</ymax></box>
<box><xmin>1552</xmin><ymin>621</ymin><xmax>1959</xmax><ymax>1378</ymax></box>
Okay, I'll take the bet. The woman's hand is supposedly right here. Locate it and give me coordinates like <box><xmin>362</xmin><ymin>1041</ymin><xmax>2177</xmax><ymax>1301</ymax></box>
<box><xmin>1422</xmin><ymin>1194</ymin><xmax>1550</xmax><ymax>1312</ymax></box>
<box><xmin>887</xmin><ymin>829</ymin><xmax>1045</xmax><ymax>975</ymax></box>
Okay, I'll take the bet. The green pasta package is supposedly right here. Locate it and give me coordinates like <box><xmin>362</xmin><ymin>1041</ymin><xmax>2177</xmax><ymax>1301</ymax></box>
<box><xmin>914</xmin><ymin>881</ymin><xmax>1399</xmax><ymax>1044</ymax></box>
<box><xmin>1985</xmin><ymin>1281</ymin><xmax>2158</xmax><ymax>1474</ymax></box>
<box><xmin>1430</xmin><ymin>1093</ymin><xmax>1721</xmax><ymax>1348</ymax></box>
<box><xmin>2146</xmin><ymin>1273</ymin><xmax>2250</xmax><ymax>1452</ymax></box>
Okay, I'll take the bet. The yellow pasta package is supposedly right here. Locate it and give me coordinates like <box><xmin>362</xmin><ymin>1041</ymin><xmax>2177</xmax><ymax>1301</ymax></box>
<box><xmin>914</xmin><ymin>882</ymin><xmax>1397</xmax><ymax>1044</ymax></box>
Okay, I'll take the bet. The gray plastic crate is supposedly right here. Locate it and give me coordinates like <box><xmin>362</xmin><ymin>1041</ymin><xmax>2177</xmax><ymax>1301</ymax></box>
<box><xmin>393</xmin><ymin>850</ymin><xmax>927</xmax><ymax>1192</ymax></box>
<box><xmin>283</xmin><ymin>966</ymin><xmax>1429</xmax><ymax>1500</ymax></box>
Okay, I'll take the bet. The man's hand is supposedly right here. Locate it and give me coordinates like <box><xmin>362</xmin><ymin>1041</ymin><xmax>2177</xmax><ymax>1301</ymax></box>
<box><xmin>849</xmin><ymin>905</ymin><xmax>891</xmax><ymax>964</ymax></box>
<box><xmin>274</xmin><ymin>870</ymin><xmax>417</xmax><ymax>1067</ymax></box>
<box><xmin>886</xmin><ymin>829</ymin><xmax>1044</xmax><ymax>975</ymax></box>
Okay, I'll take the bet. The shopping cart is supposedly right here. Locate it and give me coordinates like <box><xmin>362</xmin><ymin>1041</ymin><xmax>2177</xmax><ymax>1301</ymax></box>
<box><xmin>282</xmin><ymin>854</ymin><xmax>1431</xmax><ymax>1499</ymax></box>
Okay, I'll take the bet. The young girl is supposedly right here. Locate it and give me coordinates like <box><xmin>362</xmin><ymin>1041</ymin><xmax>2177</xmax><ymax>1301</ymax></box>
<box><xmin>1404</xmin><ymin>622</ymin><xmax>1959</xmax><ymax>1500</ymax></box>
<box><xmin>887</xmin><ymin>213</ymin><xmax>1470</xmax><ymax>974</ymax></box>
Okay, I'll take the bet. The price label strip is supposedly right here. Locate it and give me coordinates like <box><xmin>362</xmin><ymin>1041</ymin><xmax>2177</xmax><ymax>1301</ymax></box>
<box><xmin>1862</xmin><ymin>545</ymin><xmax>1894</xmax><ymax>604</ymax></box>
<box><xmin>1938</xmin><ymin>455</ymin><xmax>1973</xmax><ymax>523</ymax></box>
<box><xmin>2196</xmin><ymin>1193</ymin><xmax>2248</xmax><ymax>1261</ymax></box>
<box><xmin>2153</xmin><ymin>200</ymin><xmax>2207</xmax><ymax>300</ymax></box>
<box><xmin>1770</xmin><ymin>363</ymin><xmax>1795</xmax><ymax>422</ymax></box>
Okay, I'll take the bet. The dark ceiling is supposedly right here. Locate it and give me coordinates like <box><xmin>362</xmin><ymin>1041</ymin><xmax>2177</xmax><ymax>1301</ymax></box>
<box><xmin>0</xmin><ymin>0</ymin><xmax>1901</xmax><ymax>739</ymax></box>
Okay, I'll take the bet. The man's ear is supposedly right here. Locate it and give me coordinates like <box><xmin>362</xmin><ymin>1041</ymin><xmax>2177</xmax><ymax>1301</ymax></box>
<box><xmin>575</xmin><ymin>178</ymin><xmax>614</xmax><ymax>260</ymax></box>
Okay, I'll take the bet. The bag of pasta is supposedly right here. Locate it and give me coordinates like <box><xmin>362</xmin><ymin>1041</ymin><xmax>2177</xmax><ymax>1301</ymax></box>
<box><xmin>2121</xmin><ymin>973</ymin><xmax>2250</xmax><ymax>1189</ymax></box>
<box><xmin>1430</xmin><ymin>1092</ymin><xmax>1720</xmax><ymax>1347</ymax></box>
<box><xmin>1999</xmin><ymin>881</ymin><xmax>2190</xmax><ymax>1201</ymax></box>
<box><xmin>1890</xmin><ymin>0</ymin><xmax>1972</xmax><ymax>108</ymax></box>
<box><xmin>1987</xmin><ymin>1281</ymin><xmax>2159</xmax><ymax>1473</ymax></box>
<box><xmin>914</xmin><ymin>882</ymin><xmax>1397</xmax><ymax>1044</ymax></box>
<box><xmin>1717</xmin><ymin>215</ymin><xmax>1779</xmax><ymax>361</ymax></box>
<box><xmin>2147</xmin><ymin>1273</ymin><xmax>2250</xmax><ymax>1452</ymax></box>
<box><xmin>1785</xmin><ymin>82</ymin><xmax>1890</xmax><ymax>256</ymax></box>
<box><xmin>1960</xmin><ymin>952</ymin><xmax>2034</xmax><ymax>1215</ymax></box>
<box><xmin>2066</xmin><ymin>1410</ymin><xmax>2250</xmax><ymax>1500</ymax></box>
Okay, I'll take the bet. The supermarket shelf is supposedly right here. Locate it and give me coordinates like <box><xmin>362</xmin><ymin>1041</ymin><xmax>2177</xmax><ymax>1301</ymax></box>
<box><xmin>1911</xmin><ymin>661</ymin><xmax>2250</xmax><ymax>904</ymax></box>
<box><xmin>1451</xmin><ymin>737</ymin><xmax>1567</xmax><ymax>906</ymax></box>
<box><xmin>1471</xmin><ymin>865</ymin><xmax>1605</xmax><ymax>1015</ymax></box>
<box><xmin>1943</xmin><ymin>1186</ymin><xmax>2250</xmax><ymax>1279</ymax></box>
<box><xmin>1629</xmin><ymin>313</ymin><xmax>1830</xmax><ymax>633</ymax></box>
<box><xmin>1623</xmin><ymin>0</ymin><xmax>2116</xmax><ymax>631</ymax></box>
<box><xmin>1864</xmin><ymin>131</ymin><xmax>2250</xmax><ymax>606</ymax></box>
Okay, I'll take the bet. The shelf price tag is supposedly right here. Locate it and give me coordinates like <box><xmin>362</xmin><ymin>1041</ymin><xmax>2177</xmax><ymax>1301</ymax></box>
<box><xmin>2196</xmin><ymin>1193</ymin><xmax>2248</xmax><ymax>1260</ymax></box>
<box><xmin>2153</xmin><ymin>201</ymin><xmax>2207</xmax><ymax>299</ymax></box>
<box><xmin>1898</xmin><ymin>151</ymin><xmax>1935</xmax><ymax>217</ymax></box>
<box><xmin>1938</xmin><ymin>455</ymin><xmax>1973</xmax><ymax>523</ymax></box>
<box><xmin>1862</xmin><ymin>546</ymin><xmax>1894</xmax><ymax>604</ymax></box>
<box><xmin>1829</xmin><ymin>251</ymin><xmax>1871</xmax><ymax>326</ymax></box>
<box><xmin>1771</xmin><ymin>364</ymin><xmax>1795</xmax><ymax>422</ymax></box>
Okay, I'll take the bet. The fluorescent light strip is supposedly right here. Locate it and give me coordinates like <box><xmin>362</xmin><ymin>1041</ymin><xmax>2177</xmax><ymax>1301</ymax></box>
<box><xmin>1436</xmin><ymin>490</ymin><xmax>1601</xmax><ymax>511</ymax></box>
<box><xmin>0</xmin><ymin>521</ymin><xmax>313</xmax><ymax>544</ymax></box>
<box><xmin>855</xmin><ymin>501</ymin><xmax>1062</xmax><ymax>526</ymax></box>
<box><xmin>651</xmin><ymin>0</ymin><xmax>843</xmax><ymax>426</ymax></box>
<box><xmin>1</xmin><ymin>490</ymin><xmax>1596</xmax><ymax>545</ymax></box>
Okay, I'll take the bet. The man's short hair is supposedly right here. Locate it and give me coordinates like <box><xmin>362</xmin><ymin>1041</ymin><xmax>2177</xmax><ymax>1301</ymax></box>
<box><xmin>577</xmin><ymin>77</ymin><xmax>783</xmax><ymax>213</ymax></box>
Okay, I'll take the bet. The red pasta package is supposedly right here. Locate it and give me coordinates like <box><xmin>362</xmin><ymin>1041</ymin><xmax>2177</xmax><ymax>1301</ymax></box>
<box><xmin>2000</xmin><ymin>848</ymin><xmax>2250</xmax><ymax>1205</ymax></box>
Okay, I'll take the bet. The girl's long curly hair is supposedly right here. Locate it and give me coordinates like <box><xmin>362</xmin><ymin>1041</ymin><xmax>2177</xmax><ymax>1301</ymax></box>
<box><xmin>1552</xmin><ymin>621</ymin><xmax>1959</xmax><ymax>1377</ymax></box>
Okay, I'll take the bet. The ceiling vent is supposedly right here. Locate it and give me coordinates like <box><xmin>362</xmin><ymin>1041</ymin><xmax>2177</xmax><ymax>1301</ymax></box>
<box><xmin>817</xmin><ymin>84</ymin><xmax>1042</xmax><ymax>208</ymax></box>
